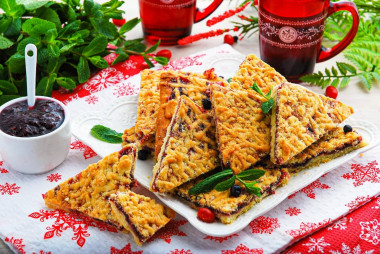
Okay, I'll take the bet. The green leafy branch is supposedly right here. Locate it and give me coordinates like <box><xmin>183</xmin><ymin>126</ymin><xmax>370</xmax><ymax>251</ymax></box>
<box><xmin>0</xmin><ymin>0</ymin><xmax>168</xmax><ymax>105</ymax></box>
<box><xmin>250</xmin><ymin>81</ymin><xmax>274</xmax><ymax>113</ymax></box>
<box><xmin>188</xmin><ymin>168</ymin><xmax>265</xmax><ymax>196</ymax></box>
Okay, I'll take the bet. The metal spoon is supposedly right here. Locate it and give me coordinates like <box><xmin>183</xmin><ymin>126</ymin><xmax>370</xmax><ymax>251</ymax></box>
<box><xmin>25</xmin><ymin>44</ymin><xmax>37</xmax><ymax>109</ymax></box>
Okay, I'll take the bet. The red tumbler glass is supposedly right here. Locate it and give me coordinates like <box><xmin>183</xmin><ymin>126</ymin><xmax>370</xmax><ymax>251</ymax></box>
<box><xmin>139</xmin><ymin>0</ymin><xmax>223</xmax><ymax>45</ymax></box>
<box><xmin>258</xmin><ymin>0</ymin><xmax>359</xmax><ymax>82</ymax></box>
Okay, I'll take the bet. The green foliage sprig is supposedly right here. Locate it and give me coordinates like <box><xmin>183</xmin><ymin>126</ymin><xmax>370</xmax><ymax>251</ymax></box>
<box><xmin>188</xmin><ymin>168</ymin><xmax>265</xmax><ymax>195</ymax></box>
<box><xmin>300</xmin><ymin>0</ymin><xmax>380</xmax><ymax>90</ymax></box>
<box><xmin>0</xmin><ymin>0</ymin><xmax>168</xmax><ymax>105</ymax></box>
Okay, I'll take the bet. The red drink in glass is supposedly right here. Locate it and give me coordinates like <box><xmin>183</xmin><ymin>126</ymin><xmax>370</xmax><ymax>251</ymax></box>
<box><xmin>258</xmin><ymin>0</ymin><xmax>359</xmax><ymax>82</ymax></box>
<box><xmin>139</xmin><ymin>0</ymin><xmax>223</xmax><ymax>45</ymax></box>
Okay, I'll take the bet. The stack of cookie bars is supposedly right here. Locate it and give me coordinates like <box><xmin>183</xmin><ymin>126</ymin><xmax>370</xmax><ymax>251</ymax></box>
<box><xmin>43</xmin><ymin>54</ymin><xmax>367</xmax><ymax>246</ymax></box>
<box><xmin>126</xmin><ymin>54</ymin><xmax>367</xmax><ymax>224</ymax></box>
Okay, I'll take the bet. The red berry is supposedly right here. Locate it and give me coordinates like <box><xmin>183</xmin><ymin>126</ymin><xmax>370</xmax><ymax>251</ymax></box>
<box><xmin>325</xmin><ymin>85</ymin><xmax>338</xmax><ymax>99</ymax></box>
<box><xmin>156</xmin><ymin>49</ymin><xmax>172</xmax><ymax>60</ymax></box>
<box><xmin>224</xmin><ymin>34</ymin><xmax>234</xmax><ymax>45</ymax></box>
<box><xmin>197</xmin><ymin>208</ymin><xmax>215</xmax><ymax>223</ymax></box>
<box><xmin>112</xmin><ymin>18</ymin><xmax>126</xmax><ymax>26</ymax></box>
<box><xmin>139</xmin><ymin>62</ymin><xmax>149</xmax><ymax>70</ymax></box>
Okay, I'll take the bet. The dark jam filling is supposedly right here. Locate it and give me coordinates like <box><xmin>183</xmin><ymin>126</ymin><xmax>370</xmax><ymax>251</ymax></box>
<box><xmin>0</xmin><ymin>99</ymin><xmax>65</xmax><ymax>137</ymax></box>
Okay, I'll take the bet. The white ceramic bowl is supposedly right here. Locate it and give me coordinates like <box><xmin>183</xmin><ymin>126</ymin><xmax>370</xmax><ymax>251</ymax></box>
<box><xmin>0</xmin><ymin>96</ymin><xmax>71</xmax><ymax>174</ymax></box>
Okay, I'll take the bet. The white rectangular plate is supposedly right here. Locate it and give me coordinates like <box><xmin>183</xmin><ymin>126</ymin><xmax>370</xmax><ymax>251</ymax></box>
<box><xmin>72</xmin><ymin>92</ymin><xmax>380</xmax><ymax>237</ymax></box>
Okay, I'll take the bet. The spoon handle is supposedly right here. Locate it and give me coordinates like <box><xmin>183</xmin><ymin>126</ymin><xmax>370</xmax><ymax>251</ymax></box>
<box><xmin>25</xmin><ymin>44</ymin><xmax>37</xmax><ymax>109</ymax></box>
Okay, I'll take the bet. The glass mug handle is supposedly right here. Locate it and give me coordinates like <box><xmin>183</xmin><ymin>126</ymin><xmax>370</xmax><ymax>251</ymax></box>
<box><xmin>317</xmin><ymin>1</ymin><xmax>359</xmax><ymax>62</ymax></box>
<box><xmin>194</xmin><ymin>0</ymin><xmax>224</xmax><ymax>23</ymax></box>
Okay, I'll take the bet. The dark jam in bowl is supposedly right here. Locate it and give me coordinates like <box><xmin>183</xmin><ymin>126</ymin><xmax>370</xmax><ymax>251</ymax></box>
<box><xmin>0</xmin><ymin>99</ymin><xmax>65</xmax><ymax>137</ymax></box>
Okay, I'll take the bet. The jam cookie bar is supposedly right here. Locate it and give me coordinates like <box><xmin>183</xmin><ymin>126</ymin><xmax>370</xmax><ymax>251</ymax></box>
<box><xmin>44</xmin><ymin>144</ymin><xmax>137</xmax><ymax>229</ymax></box>
<box><xmin>109</xmin><ymin>190</ymin><xmax>176</xmax><ymax>246</ymax></box>
<box><xmin>230</xmin><ymin>54</ymin><xmax>286</xmax><ymax>94</ymax></box>
<box><xmin>174</xmin><ymin>168</ymin><xmax>290</xmax><ymax>224</ymax></box>
<box><xmin>151</xmin><ymin>95</ymin><xmax>219</xmax><ymax>193</ymax></box>
<box><xmin>210</xmin><ymin>84</ymin><xmax>270</xmax><ymax>174</ymax></box>
<box><xmin>271</xmin><ymin>82</ymin><xmax>354</xmax><ymax>165</ymax></box>
<box><xmin>134</xmin><ymin>70</ymin><xmax>164</xmax><ymax>153</ymax></box>
<box><xmin>283</xmin><ymin>127</ymin><xmax>367</xmax><ymax>172</ymax></box>
<box><xmin>122</xmin><ymin>126</ymin><xmax>136</xmax><ymax>146</ymax></box>
<box><xmin>155</xmin><ymin>69</ymin><xmax>226</xmax><ymax>158</ymax></box>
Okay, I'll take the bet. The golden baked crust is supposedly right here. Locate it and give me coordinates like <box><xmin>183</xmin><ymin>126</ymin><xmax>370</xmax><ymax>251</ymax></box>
<box><xmin>44</xmin><ymin>144</ymin><xmax>137</xmax><ymax>229</ymax></box>
<box><xmin>134</xmin><ymin>70</ymin><xmax>163</xmax><ymax>151</ymax></box>
<box><xmin>271</xmin><ymin>82</ymin><xmax>354</xmax><ymax>165</ymax></box>
<box><xmin>151</xmin><ymin>96</ymin><xmax>220</xmax><ymax>193</ymax></box>
<box><xmin>174</xmin><ymin>168</ymin><xmax>290</xmax><ymax>224</ymax></box>
<box><xmin>210</xmin><ymin>84</ymin><xmax>270</xmax><ymax>174</ymax></box>
<box><xmin>230</xmin><ymin>54</ymin><xmax>286</xmax><ymax>94</ymax></box>
<box><xmin>122</xmin><ymin>127</ymin><xmax>137</xmax><ymax>146</ymax></box>
<box><xmin>109</xmin><ymin>190</ymin><xmax>176</xmax><ymax>246</ymax></box>
<box><xmin>155</xmin><ymin>69</ymin><xmax>227</xmax><ymax>158</ymax></box>
<box><xmin>284</xmin><ymin>128</ymin><xmax>367</xmax><ymax>171</ymax></box>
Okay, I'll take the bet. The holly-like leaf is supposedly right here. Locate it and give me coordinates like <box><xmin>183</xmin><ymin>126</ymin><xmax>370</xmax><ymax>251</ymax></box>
<box><xmin>214</xmin><ymin>176</ymin><xmax>236</xmax><ymax>192</ymax></box>
<box><xmin>143</xmin><ymin>56</ymin><xmax>154</xmax><ymax>68</ymax></box>
<box><xmin>154</xmin><ymin>56</ymin><xmax>169</xmax><ymax>66</ymax></box>
<box><xmin>77</xmin><ymin>56</ymin><xmax>90</xmax><ymax>83</ymax></box>
<box><xmin>112</xmin><ymin>52</ymin><xmax>129</xmax><ymax>65</ymax></box>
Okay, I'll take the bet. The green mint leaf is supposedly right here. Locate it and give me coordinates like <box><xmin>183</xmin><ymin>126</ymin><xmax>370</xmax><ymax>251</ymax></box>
<box><xmin>227</xmin><ymin>78</ymin><xmax>232</xmax><ymax>83</ymax></box>
<box><xmin>17</xmin><ymin>37</ymin><xmax>40</xmax><ymax>55</ymax></box>
<box><xmin>0</xmin><ymin>80</ymin><xmax>18</xmax><ymax>94</ymax></box>
<box><xmin>112</xmin><ymin>52</ymin><xmax>129</xmax><ymax>65</ymax></box>
<box><xmin>82</xmin><ymin>35</ymin><xmax>108</xmax><ymax>57</ymax></box>
<box><xmin>145</xmin><ymin>40</ymin><xmax>160</xmax><ymax>54</ymax></box>
<box><xmin>93</xmin><ymin>19</ymin><xmax>118</xmax><ymax>39</ymax></box>
<box><xmin>6</xmin><ymin>53</ymin><xmax>25</xmax><ymax>74</ymax></box>
<box><xmin>143</xmin><ymin>56</ymin><xmax>154</xmax><ymax>68</ymax></box>
<box><xmin>59</xmin><ymin>43</ymin><xmax>77</xmax><ymax>54</ymax></box>
<box><xmin>119</xmin><ymin>17</ymin><xmax>140</xmax><ymax>34</ymax></box>
<box><xmin>265</xmin><ymin>88</ymin><xmax>272</xmax><ymax>98</ymax></box>
<box><xmin>58</xmin><ymin>20</ymin><xmax>81</xmax><ymax>38</ymax></box>
<box><xmin>22</xmin><ymin>0</ymin><xmax>49</xmax><ymax>10</ymax></box>
<box><xmin>250</xmin><ymin>81</ymin><xmax>266</xmax><ymax>98</ymax></box>
<box><xmin>36</xmin><ymin>74</ymin><xmax>56</xmax><ymax>96</ymax></box>
<box><xmin>78</xmin><ymin>56</ymin><xmax>90</xmax><ymax>83</ymax></box>
<box><xmin>214</xmin><ymin>176</ymin><xmax>236</xmax><ymax>192</ymax></box>
<box><xmin>45</xmin><ymin>29</ymin><xmax>58</xmax><ymax>43</ymax></box>
<box><xmin>90</xmin><ymin>125</ymin><xmax>123</xmax><ymax>143</ymax></box>
<box><xmin>237</xmin><ymin>169</ymin><xmax>266</xmax><ymax>181</ymax></box>
<box><xmin>22</xmin><ymin>18</ymin><xmax>56</xmax><ymax>37</ymax></box>
<box><xmin>88</xmin><ymin>56</ymin><xmax>109</xmax><ymax>68</ymax></box>
<box><xmin>261</xmin><ymin>97</ymin><xmax>274</xmax><ymax>114</ymax></box>
<box><xmin>0</xmin><ymin>95</ymin><xmax>20</xmax><ymax>105</ymax></box>
<box><xmin>4</xmin><ymin>17</ymin><xmax>21</xmax><ymax>37</ymax></box>
<box><xmin>37</xmin><ymin>7</ymin><xmax>61</xmax><ymax>29</ymax></box>
<box><xmin>0</xmin><ymin>0</ymin><xmax>25</xmax><ymax>17</ymax></box>
<box><xmin>243</xmin><ymin>182</ymin><xmax>261</xmax><ymax>197</ymax></box>
<box><xmin>154</xmin><ymin>56</ymin><xmax>169</xmax><ymax>66</ymax></box>
<box><xmin>0</xmin><ymin>35</ymin><xmax>14</xmax><ymax>49</ymax></box>
<box><xmin>56</xmin><ymin>77</ymin><xmax>76</xmax><ymax>90</ymax></box>
<box><xmin>48</xmin><ymin>44</ymin><xmax>60</xmax><ymax>58</ymax></box>
<box><xmin>188</xmin><ymin>169</ymin><xmax>233</xmax><ymax>195</ymax></box>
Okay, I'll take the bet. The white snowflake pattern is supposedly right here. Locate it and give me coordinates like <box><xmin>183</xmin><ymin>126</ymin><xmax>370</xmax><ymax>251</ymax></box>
<box><xmin>360</xmin><ymin>219</ymin><xmax>379</xmax><ymax>245</ymax></box>
<box><xmin>85</xmin><ymin>68</ymin><xmax>124</xmax><ymax>93</ymax></box>
<box><xmin>303</xmin><ymin>237</ymin><xmax>330</xmax><ymax>253</ymax></box>
<box><xmin>0</xmin><ymin>183</ymin><xmax>21</xmax><ymax>195</ymax></box>
<box><xmin>329</xmin><ymin>243</ymin><xmax>374</xmax><ymax>254</ymax></box>
<box><xmin>84</xmin><ymin>95</ymin><xmax>99</xmax><ymax>104</ymax></box>
<box><xmin>113</xmin><ymin>83</ymin><xmax>139</xmax><ymax>97</ymax></box>
<box><xmin>121</xmin><ymin>61</ymin><xmax>137</xmax><ymax>70</ymax></box>
<box><xmin>328</xmin><ymin>217</ymin><xmax>353</xmax><ymax>231</ymax></box>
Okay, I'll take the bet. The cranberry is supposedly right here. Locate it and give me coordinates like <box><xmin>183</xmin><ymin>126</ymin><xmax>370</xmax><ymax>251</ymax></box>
<box><xmin>112</xmin><ymin>18</ymin><xmax>126</xmax><ymax>26</ymax></box>
<box><xmin>325</xmin><ymin>85</ymin><xmax>338</xmax><ymax>99</ymax></box>
<box><xmin>156</xmin><ymin>49</ymin><xmax>172</xmax><ymax>60</ymax></box>
<box><xmin>202</xmin><ymin>98</ymin><xmax>212</xmax><ymax>110</ymax></box>
<box><xmin>197</xmin><ymin>208</ymin><xmax>215</xmax><ymax>223</ymax></box>
<box><xmin>139</xmin><ymin>62</ymin><xmax>150</xmax><ymax>70</ymax></box>
<box><xmin>224</xmin><ymin>34</ymin><xmax>234</xmax><ymax>45</ymax></box>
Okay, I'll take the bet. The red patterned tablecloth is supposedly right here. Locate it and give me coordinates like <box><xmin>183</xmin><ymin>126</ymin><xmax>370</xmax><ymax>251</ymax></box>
<box><xmin>0</xmin><ymin>45</ymin><xmax>378</xmax><ymax>254</ymax></box>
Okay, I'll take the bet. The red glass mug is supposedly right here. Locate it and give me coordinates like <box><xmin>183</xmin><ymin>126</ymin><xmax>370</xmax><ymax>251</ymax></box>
<box><xmin>258</xmin><ymin>0</ymin><xmax>359</xmax><ymax>82</ymax></box>
<box><xmin>139</xmin><ymin>0</ymin><xmax>223</xmax><ymax>45</ymax></box>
